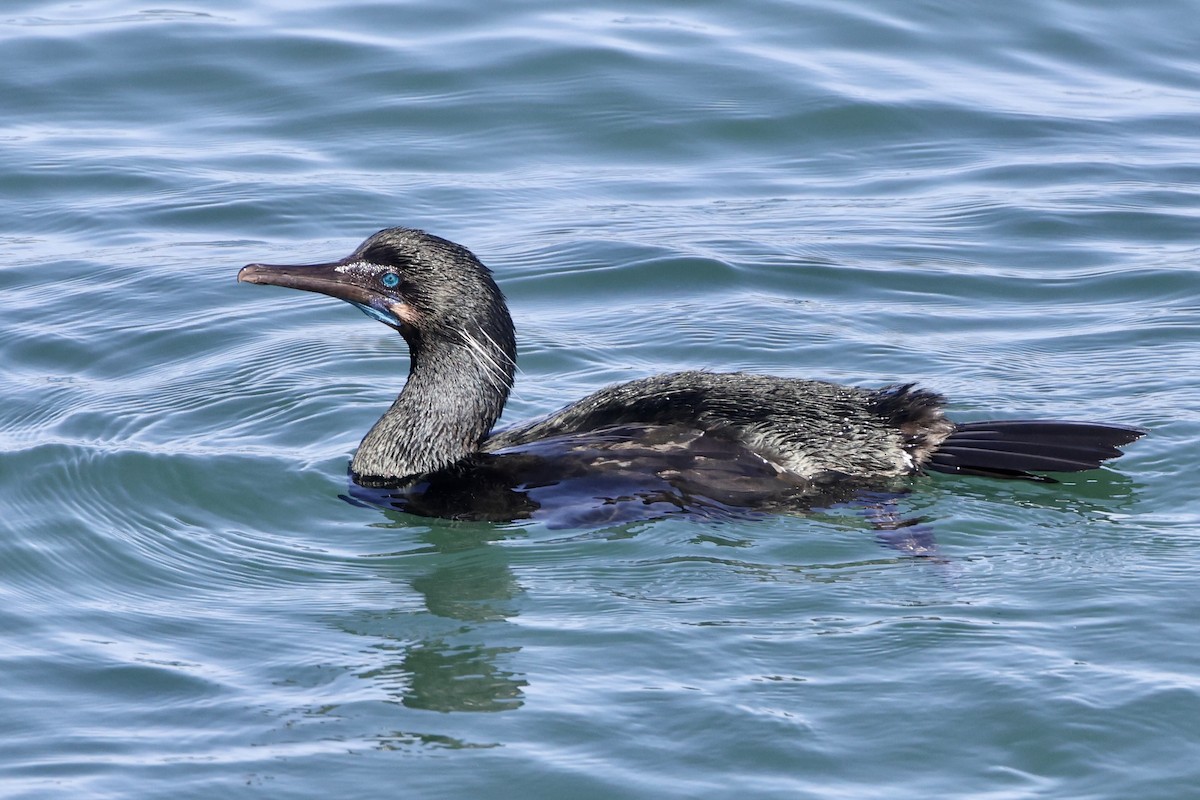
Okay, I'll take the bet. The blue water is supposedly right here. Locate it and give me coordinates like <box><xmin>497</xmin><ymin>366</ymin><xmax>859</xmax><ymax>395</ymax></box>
<box><xmin>2</xmin><ymin>1</ymin><xmax>1198</xmax><ymax>798</ymax></box>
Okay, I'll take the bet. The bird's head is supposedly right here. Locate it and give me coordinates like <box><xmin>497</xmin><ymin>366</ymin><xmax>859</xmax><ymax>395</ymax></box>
<box><xmin>238</xmin><ymin>227</ymin><xmax>515</xmax><ymax>362</ymax></box>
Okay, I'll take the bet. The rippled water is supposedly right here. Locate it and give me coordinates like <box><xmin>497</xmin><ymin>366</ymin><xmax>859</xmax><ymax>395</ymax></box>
<box><xmin>2</xmin><ymin>1</ymin><xmax>1198</xmax><ymax>798</ymax></box>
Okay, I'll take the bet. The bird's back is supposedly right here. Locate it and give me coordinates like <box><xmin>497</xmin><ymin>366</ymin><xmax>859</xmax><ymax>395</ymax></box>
<box><xmin>484</xmin><ymin>371</ymin><xmax>953</xmax><ymax>481</ymax></box>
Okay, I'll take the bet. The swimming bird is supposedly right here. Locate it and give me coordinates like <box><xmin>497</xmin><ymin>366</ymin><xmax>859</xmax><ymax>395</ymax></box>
<box><xmin>238</xmin><ymin>227</ymin><xmax>1143</xmax><ymax>521</ymax></box>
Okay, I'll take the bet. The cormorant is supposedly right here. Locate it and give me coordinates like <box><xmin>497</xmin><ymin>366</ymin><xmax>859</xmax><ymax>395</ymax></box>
<box><xmin>238</xmin><ymin>227</ymin><xmax>1142</xmax><ymax>521</ymax></box>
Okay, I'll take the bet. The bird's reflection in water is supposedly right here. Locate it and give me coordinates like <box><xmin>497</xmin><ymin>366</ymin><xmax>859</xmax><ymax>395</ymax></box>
<box><xmin>337</xmin><ymin>467</ymin><xmax>935</xmax><ymax>746</ymax></box>
<box><xmin>399</xmin><ymin>531</ymin><xmax>526</xmax><ymax>713</ymax></box>
<box><xmin>342</xmin><ymin>520</ymin><xmax>528</xmax><ymax>726</ymax></box>
<box><xmin>332</xmin><ymin>459</ymin><xmax>1147</xmax><ymax>743</ymax></box>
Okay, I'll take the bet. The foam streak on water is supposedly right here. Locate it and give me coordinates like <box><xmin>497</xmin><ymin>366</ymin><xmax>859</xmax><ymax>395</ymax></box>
<box><xmin>1</xmin><ymin>1</ymin><xmax>1198</xmax><ymax>798</ymax></box>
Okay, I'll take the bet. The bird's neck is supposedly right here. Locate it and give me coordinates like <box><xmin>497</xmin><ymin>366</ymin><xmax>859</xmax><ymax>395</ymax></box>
<box><xmin>350</xmin><ymin>323</ymin><xmax>516</xmax><ymax>484</ymax></box>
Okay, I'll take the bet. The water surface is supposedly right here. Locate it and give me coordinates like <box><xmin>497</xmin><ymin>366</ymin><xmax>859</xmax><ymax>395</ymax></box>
<box><xmin>2</xmin><ymin>1</ymin><xmax>1198</xmax><ymax>798</ymax></box>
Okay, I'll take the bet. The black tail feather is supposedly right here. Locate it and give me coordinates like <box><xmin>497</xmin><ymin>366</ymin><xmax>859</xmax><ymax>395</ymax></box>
<box><xmin>928</xmin><ymin>420</ymin><xmax>1145</xmax><ymax>482</ymax></box>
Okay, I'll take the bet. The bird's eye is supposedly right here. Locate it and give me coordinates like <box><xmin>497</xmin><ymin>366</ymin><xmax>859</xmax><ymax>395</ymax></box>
<box><xmin>380</xmin><ymin>272</ymin><xmax>400</xmax><ymax>288</ymax></box>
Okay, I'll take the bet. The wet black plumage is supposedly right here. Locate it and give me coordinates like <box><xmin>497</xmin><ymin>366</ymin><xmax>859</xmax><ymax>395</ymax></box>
<box><xmin>238</xmin><ymin>227</ymin><xmax>1143</xmax><ymax>519</ymax></box>
<box><xmin>929</xmin><ymin>420</ymin><xmax>1143</xmax><ymax>481</ymax></box>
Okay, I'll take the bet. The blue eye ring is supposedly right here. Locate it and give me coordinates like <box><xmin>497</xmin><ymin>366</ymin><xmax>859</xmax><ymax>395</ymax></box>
<box><xmin>381</xmin><ymin>272</ymin><xmax>400</xmax><ymax>288</ymax></box>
